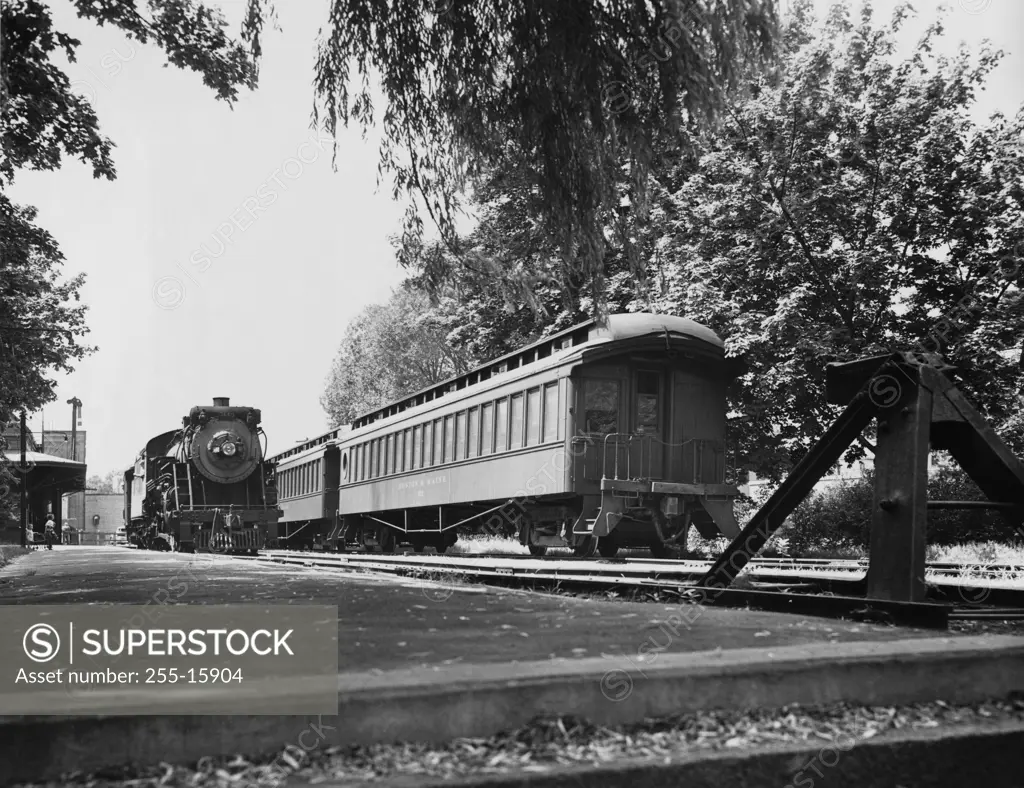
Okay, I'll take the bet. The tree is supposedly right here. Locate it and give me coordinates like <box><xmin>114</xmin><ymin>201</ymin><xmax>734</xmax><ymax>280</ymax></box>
<box><xmin>86</xmin><ymin>469</ymin><xmax>122</xmax><ymax>494</ymax></box>
<box><xmin>256</xmin><ymin>0</ymin><xmax>778</xmax><ymax>302</ymax></box>
<box><xmin>647</xmin><ymin>0</ymin><xmax>1023</xmax><ymax>476</ymax></box>
<box><xmin>321</xmin><ymin>288</ymin><xmax>475</xmax><ymax>425</ymax></box>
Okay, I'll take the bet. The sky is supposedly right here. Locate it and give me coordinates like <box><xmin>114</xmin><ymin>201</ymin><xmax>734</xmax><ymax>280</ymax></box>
<box><xmin>8</xmin><ymin>0</ymin><xmax>1024</xmax><ymax>478</ymax></box>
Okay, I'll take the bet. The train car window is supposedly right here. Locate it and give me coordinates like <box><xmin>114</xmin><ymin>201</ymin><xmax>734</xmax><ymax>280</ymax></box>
<box><xmin>444</xmin><ymin>415</ymin><xmax>455</xmax><ymax>463</ymax></box>
<box><xmin>372</xmin><ymin>439</ymin><xmax>379</xmax><ymax>478</ymax></box>
<box><xmin>480</xmin><ymin>403</ymin><xmax>494</xmax><ymax>456</ymax></box>
<box><xmin>396</xmin><ymin>431</ymin><xmax>404</xmax><ymax>473</ymax></box>
<box><xmin>361</xmin><ymin>444</ymin><xmax>367</xmax><ymax>480</ymax></box>
<box><xmin>456</xmin><ymin>411</ymin><xmax>467</xmax><ymax>461</ymax></box>
<box><xmin>636</xmin><ymin>371</ymin><xmax>660</xmax><ymax>435</ymax></box>
<box><xmin>526</xmin><ymin>389</ymin><xmax>541</xmax><ymax>446</ymax></box>
<box><xmin>404</xmin><ymin>428</ymin><xmax>413</xmax><ymax>470</ymax></box>
<box><xmin>584</xmin><ymin>379</ymin><xmax>620</xmax><ymax>434</ymax></box>
<box><xmin>543</xmin><ymin>383</ymin><xmax>558</xmax><ymax>443</ymax></box>
<box><xmin>510</xmin><ymin>394</ymin><xmax>525</xmax><ymax>449</ymax></box>
<box><xmin>495</xmin><ymin>398</ymin><xmax>508</xmax><ymax>452</ymax></box>
<box><xmin>433</xmin><ymin>419</ymin><xmax>444</xmax><ymax>466</ymax></box>
<box><xmin>386</xmin><ymin>434</ymin><xmax>394</xmax><ymax>475</ymax></box>
<box><xmin>468</xmin><ymin>407</ymin><xmax>480</xmax><ymax>458</ymax></box>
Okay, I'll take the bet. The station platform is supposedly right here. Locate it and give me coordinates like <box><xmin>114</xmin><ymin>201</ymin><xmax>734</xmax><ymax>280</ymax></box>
<box><xmin>2</xmin><ymin>547</ymin><xmax>1023</xmax><ymax>785</ymax></box>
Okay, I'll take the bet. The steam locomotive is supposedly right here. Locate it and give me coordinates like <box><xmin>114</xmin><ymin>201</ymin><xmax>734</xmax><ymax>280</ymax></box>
<box><xmin>123</xmin><ymin>398</ymin><xmax>282</xmax><ymax>553</ymax></box>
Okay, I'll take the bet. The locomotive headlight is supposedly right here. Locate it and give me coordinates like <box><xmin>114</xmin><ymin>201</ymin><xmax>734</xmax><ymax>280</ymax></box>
<box><xmin>222</xmin><ymin>442</ymin><xmax>237</xmax><ymax>457</ymax></box>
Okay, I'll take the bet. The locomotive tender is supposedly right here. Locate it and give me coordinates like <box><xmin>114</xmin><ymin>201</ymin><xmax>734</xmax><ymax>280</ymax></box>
<box><xmin>273</xmin><ymin>313</ymin><xmax>743</xmax><ymax>558</ymax></box>
<box><xmin>123</xmin><ymin>398</ymin><xmax>282</xmax><ymax>552</ymax></box>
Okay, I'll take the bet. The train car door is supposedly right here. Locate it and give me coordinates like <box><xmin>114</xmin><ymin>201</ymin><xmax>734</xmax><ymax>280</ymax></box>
<box><xmin>632</xmin><ymin>369</ymin><xmax>665</xmax><ymax>479</ymax></box>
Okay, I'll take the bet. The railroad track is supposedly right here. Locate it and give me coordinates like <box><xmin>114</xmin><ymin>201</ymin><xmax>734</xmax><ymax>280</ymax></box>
<box><xmin>232</xmin><ymin>549</ymin><xmax>1024</xmax><ymax>624</ymax></box>
<box><xmin>250</xmin><ymin>549</ymin><xmax>1024</xmax><ymax>584</ymax></box>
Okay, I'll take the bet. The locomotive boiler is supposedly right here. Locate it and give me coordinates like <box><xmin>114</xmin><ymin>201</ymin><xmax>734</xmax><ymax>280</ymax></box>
<box><xmin>123</xmin><ymin>398</ymin><xmax>282</xmax><ymax>553</ymax></box>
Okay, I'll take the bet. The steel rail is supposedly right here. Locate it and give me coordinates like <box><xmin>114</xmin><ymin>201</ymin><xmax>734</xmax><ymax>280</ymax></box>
<box><xmin>231</xmin><ymin>549</ymin><xmax>1024</xmax><ymax>625</ymax></box>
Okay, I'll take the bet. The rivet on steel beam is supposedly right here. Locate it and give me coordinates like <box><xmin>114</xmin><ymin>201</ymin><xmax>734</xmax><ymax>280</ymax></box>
<box><xmin>879</xmin><ymin>420</ymin><xmax>891</xmax><ymax>434</ymax></box>
<box><xmin>879</xmin><ymin>498</ymin><xmax>898</xmax><ymax>512</ymax></box>
<box><xmin>901</xmin><ymin>407</ymin><xmax>913</xmax><ymax>419</ymax></box>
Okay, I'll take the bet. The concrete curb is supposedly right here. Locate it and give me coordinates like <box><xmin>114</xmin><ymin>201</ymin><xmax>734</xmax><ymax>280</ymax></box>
<box><xmin>3</xmin><ymin>635</ymin><xmax>1024</xmax><ymax>784</ymax></box>
<box><xmin>338</xmin><ymin>720</ymin><xmax>1024</xmax><ymax>788</ymax></box>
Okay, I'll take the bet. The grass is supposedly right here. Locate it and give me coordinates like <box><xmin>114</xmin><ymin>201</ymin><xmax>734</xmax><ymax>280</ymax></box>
<box><xmin>927</xmin><ymin>541</ymin><xmax>1024</xmax><ymax>565</ymax></box>
<box><xmin>0</xmin><ymin>544</ymin><xmax>29</xmax><ymax>569</ymax></box>
<box><xmin>448</xmin><ymin>535</ymin><xmax>529</xmax><ymax>556</ymax></box>
<box><xmin>446</xmin><ymin>532</ymin><xmax>1024</xmax><ymax>567</ymax></box>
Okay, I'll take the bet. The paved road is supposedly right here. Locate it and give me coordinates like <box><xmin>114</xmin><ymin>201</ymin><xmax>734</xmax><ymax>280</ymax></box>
<box><xmin>0</xmin><ymin>547</ymin><xmax>939</xmax><ymax>673</ymax></box>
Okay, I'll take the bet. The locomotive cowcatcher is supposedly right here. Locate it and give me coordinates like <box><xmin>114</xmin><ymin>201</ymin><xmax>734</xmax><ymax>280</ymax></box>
<box><xmin>123</xmin><ymin>398</ymin><xmax>282</xmax><ymax>553</ymax></box>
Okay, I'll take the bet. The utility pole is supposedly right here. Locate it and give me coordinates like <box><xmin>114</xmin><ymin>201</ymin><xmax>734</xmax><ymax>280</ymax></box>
<box><xmin>20</xmin><ymin>410</ymin><xmax>28</xmax><ymax>548</ymax></box>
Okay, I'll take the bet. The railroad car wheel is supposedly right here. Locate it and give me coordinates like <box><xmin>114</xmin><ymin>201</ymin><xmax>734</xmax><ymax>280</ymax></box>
<box><xmin>597</xmin><ymin>539</ymin><xmax>619</xmax><ymax>558</ymax></box>
<box><xmin>573</xmin><ymin>537</ymin><xmax>598</xmax><ymax>558</ymax></box>
<box><xmin>528</xmin><ymin>545</ymin><xmax>547</xmax><ymax>556</ymax></box>
<box><xmin>380</xmin><ymin>529</ymin><xmax>397</xmax><ymax>554</ymax></box>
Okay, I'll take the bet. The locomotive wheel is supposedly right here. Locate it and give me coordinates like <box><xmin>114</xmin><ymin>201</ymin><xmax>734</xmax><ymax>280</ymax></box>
<box><xmin>573</xmin><ymin>537</ymin><xmax>598</xmax><ymax>558</ymax></box>
<box><xmin>597</xmin><ymin>538</ymin><xmax>619</xmax><ymax>558</ymax></box>
<box><xmin>528</xmin><ymin>544</ymin><xmax>547</xmax><ymax>557</ymax></box>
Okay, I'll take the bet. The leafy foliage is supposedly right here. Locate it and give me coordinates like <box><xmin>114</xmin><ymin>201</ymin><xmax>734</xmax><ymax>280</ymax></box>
<box><xmin>647</xmin><ymin>1</ymin><xmax>1024</xmax><ymax>476</ymax></box>
<box><xmin>86</xmin><ymin>469</ymin><xmax>123</xmax><ymax>494</ymax></box>
<box><xmin>0</xmin><ymin>0</ymin><xmax>259</xmax><ymax>186</ymax></box>
<box><xmin>282</xmin><ymin>0</ymin><xmax>777</xmax><ymax>300</ymax></box>
<box><xmin>321</xmin><ymin>289</ymin><xmax>475</xmax><ymax>426</ymax></box>
<box><xmin>782</xmin><ymin>459</ymin><xmax>1020</xmax><ymax>554</ymax></box>
<box><xmin>0</xmin><ymin>197</ymin><xmax>92</xmax><ymax>429</ymax></box>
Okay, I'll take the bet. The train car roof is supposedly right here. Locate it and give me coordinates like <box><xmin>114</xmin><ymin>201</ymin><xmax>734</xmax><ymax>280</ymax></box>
<box><xmin>271</xmin><ymin>313</ymin><xmax>723</xmax><ymax>462</ymax></box>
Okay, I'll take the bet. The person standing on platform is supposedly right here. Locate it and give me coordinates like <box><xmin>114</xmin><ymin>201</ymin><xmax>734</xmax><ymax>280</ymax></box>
<box><xmin>44</xmin><ymin>516</ymin><xmax>57</xmax><ymax>550</ymax></box>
